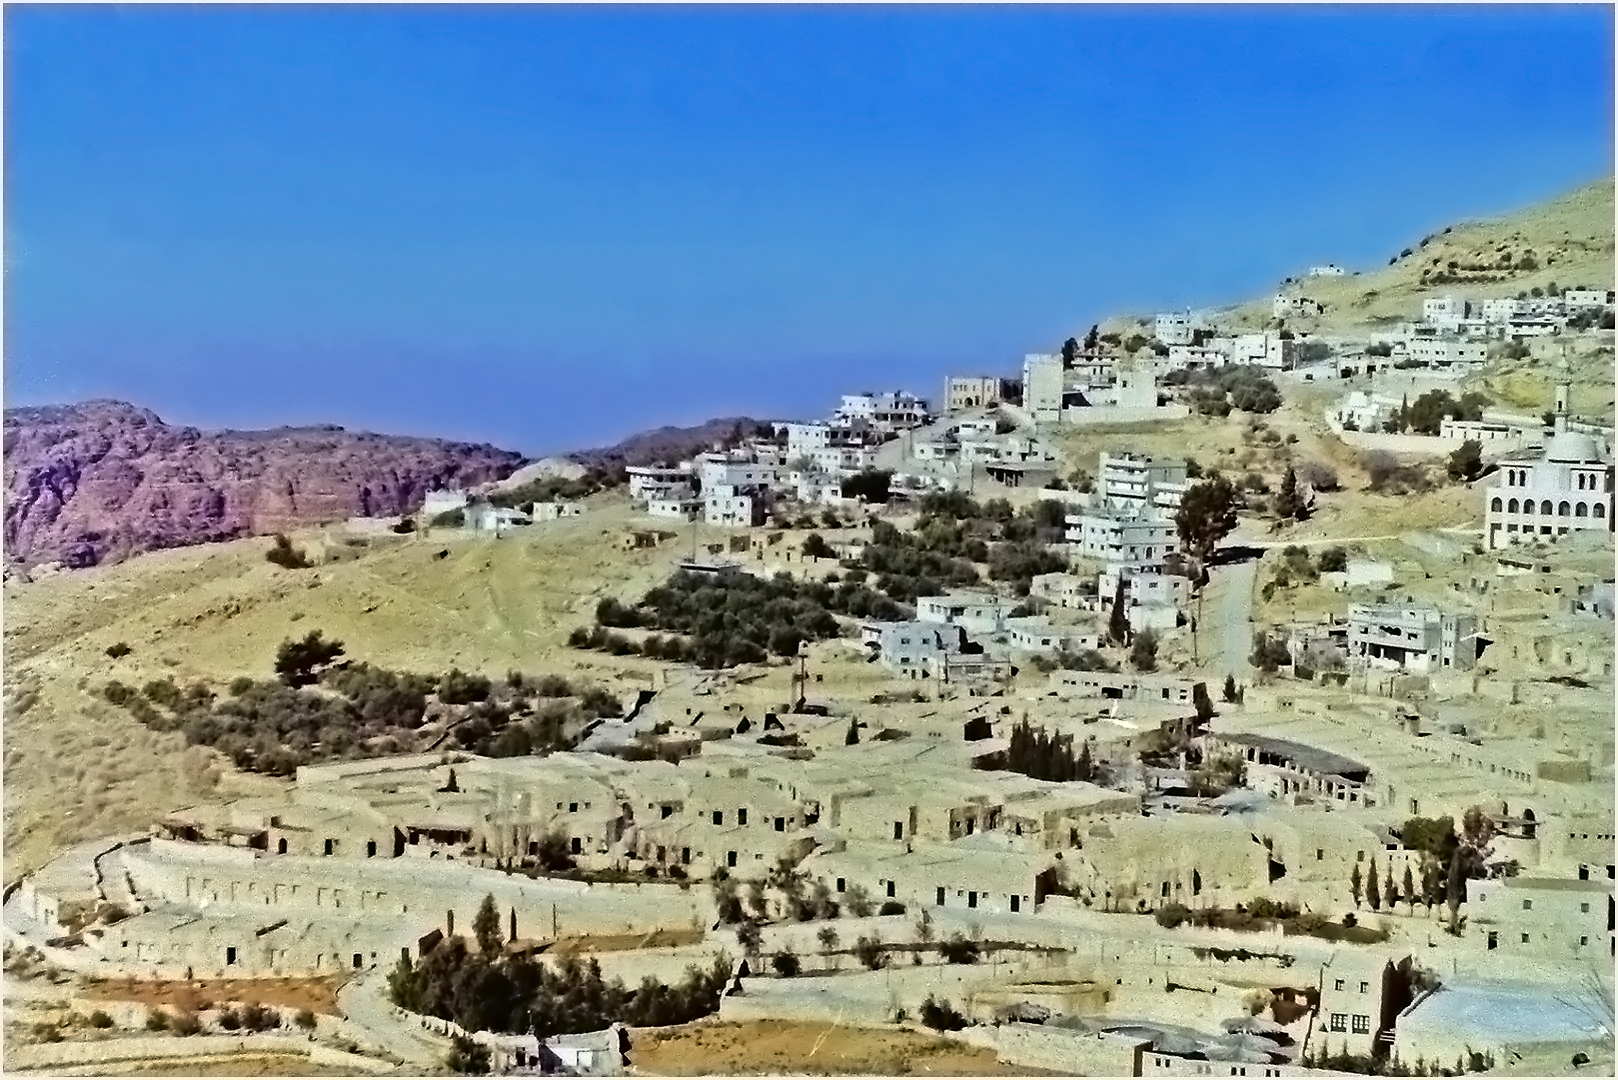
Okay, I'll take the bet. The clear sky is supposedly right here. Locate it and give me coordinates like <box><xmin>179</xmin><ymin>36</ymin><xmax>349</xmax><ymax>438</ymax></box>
<box><xmin>5</xmin><ymin>4</ymin><xmax>1613</xmax><ymax>456</ymax></box>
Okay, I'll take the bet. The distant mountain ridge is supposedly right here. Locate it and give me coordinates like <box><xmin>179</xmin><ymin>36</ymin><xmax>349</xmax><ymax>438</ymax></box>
<box><xmin>567</xmin><ymin>416</ymin><xmax>779</xmax><ymax>470</ymax></box>
<box><xmin>3</xmin><ymin>399</ymin><xmax>525</xmax><ymax>568</ymax></box>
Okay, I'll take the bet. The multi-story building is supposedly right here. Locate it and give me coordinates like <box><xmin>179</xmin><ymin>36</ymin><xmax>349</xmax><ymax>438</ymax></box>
<box><xmin>1224</xmin><ymin>332</ymin><xmax>1299</xmax><ymax>370</ymax></box>
<box><xmin>1345</xmin><ymin>604</ymin><xmax>1480</xmax><ymax>673</ymax></box>
<box><xmin>1479</xmin><ymin>297</ymin><xmax>1521</xmax><ymax>324</ymax></box>
<box><xmin>703</xmin><ymin>484</ymin><xmax>766</xmax><ymax>528</ymax></box>
<box><xmin>834</xmin><ymin>391</ymin><xmax>930</xmax><ymax>431</ymax></box>
<box><xmin>1406</xmin><ymin>339</ymin><xmax>1488</xmax><ymax>368</ymax></box>
<box><xmin>1097</xmin><ymin>452</ymin><xmax>1188</xmax><ymax>513</ymax></box>
<box><xmin>1155</xmin><ymin>311</ymin><xmax>1194</xmax><ymax>346</ymax></box>
<box><xmin>1485</xmin><ymin>386</ymin><xmax>1614</xmax><ymax>550</ymax></box>
<box><xmin>625</xmin><ymin>464</ymin><xmax>695</xmax><ymax>501</ymax></box>
<box><xmin>1022</xmin><ymin>354</ymin><xmax>1065</xmax><ymax>424</ymax></box>
<box><xmin>1065</xmin><ymin>507</ymin><xmax>1178</xmax><ymax>569</ymax></box>
<box><xmin>1469</xmin><ymin>877</ymin><xmax>1614</xmax><ymax>960</ymax></box>
<box><xmin>1423</xmin><ymin>295</ymin><xmax>1466</xmax><ymax>330</ymax></box>
<box><xmin>1563</xmin><ymin>289</ymin><xmax>1615</xmax><ymax>309</ymax></box>
<box><xmin>1029</xmin><ymin>572</ymin><xmax>1094</xmax><ymax>609</ymax></box>
<box><xmin>915</xmin><ymin>592</ymin><xmax>1018</xmax><ymax>636</ymax></box>
<box><xmin>943</xmin><ymin>376</ymin><xmax>1009</xmax><ymax>414</ymax></box>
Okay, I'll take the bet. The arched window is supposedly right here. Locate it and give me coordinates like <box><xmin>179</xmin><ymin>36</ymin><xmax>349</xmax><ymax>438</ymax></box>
<box><xmin>1508</xmin><ymin>499</ymin><xmax>1519</xmax><ymax>514</ymax></box>
<box><xmin>1541</xmin><ymin>500</ymin><xmax>1554</xmax><ymax>515</ymax></box>
<box><xmin>1596</xmin><ymin>504</ymin><xmax>1607</xmax><ymax>520</ymax></box>
<box><xmin>1576</xmin><ymin>503</ymin><xmax>1588</xmax><ymax>518</ymax></box>
<box><xmin>1559</xmin><ymin>501</ymin><xmax>1571</xmax><ymax>516</ymax></box>
<box><xmin>1523</xmin><ymin>500</ymin><xmax>1535</xmax><ymax>516</ymax></box>
<box><xmin>1491</xmin><ymin>498</ymin><xmax>1503</xmax><ymax>512</ymax></box>
<box><xmin>1578</xmin><ymin>474</ymin><xmax>1587</xmax><ymax>490</ymax></box>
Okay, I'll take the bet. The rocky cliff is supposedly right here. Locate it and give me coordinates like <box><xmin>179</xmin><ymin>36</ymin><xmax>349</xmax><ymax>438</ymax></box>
<box><xmin>3</xmin><ymin>400</ymin><xmax>525</xmax><ymax>568</ymax></box>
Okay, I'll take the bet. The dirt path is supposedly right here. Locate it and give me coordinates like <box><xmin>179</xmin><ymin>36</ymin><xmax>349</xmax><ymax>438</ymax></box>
<box><xmin>1208</xmin><ymin>558</ymin><xmax>1258</xmax><ymax>683</ymax></box>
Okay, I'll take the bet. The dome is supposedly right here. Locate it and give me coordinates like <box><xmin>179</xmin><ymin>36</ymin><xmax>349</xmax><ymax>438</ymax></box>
<box><xmin>1543</xmin><ymin>430</ymin><xmax>1604</xmax><ymax>464</ymax></box>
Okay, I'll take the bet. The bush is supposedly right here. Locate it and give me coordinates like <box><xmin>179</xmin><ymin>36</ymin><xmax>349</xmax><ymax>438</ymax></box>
<box><xmin>88</xmin><ymin>1009</ymin><xmax>115</xmax><ymax>1029</ymax></box>
<box><xmin>241</xmin><ymin>1001</ymin><xmax>279</xmax><ymax>1031</ymax></box>
<box><xmin>105</xmin><ymin>642</ymin><xmax>132</xmax><ymax>659</ymax></box>
<box><xmin>878</xmin><ymin>900</ymin><xmax>906</xmax><ymax>916</ymax></box>
<box><xmin>1317</xmin><ymin>546</ymin><xmax>1348</xmax><ymax>573</ymax></box>
<box><xmin>939</xmin><ymin>932</ymin><xmax>980</xmax><ymax>964</ymax></box>
<box><xmin>145</xmin><ymin>1009</ymin><xmax>170</xmax><ymax>1031</ymax></box>
<box><xmin>1155</xmin><ymin>902</ymin><xmax>1191</xmax><ymax>929</ymax></box>
<box><xmin>227</xmin><ymin>675</ymin><xmax>255</xmax><ymax>697</ymax></box>
<box><xmin>919</xmin><ymin>994</ymin><xmax>968</xmax><ymax>1032</ymax></box>
<box><xmin>853</xmin><ymin>935</ymin><xmax>888</xmax><ymax>970</ymax></box>
<box><xmin>170</xmin><ymin>1010</ymin><xmax>203</xmax><ymax>1037</ymax></box>
<box><xmin>102</xmin><ymin>681</ymin><xmax>135</xmax><ymax>707</ymax></box>
<box><xmin>295</xmin><ymin>1008</ymin><xmax>318</xmax><ymax>1030</ymax></box>
<box><xmin>217</xmin><ymin>1007</ymin><xmax>242</xmax><ymax>1031</ymax></box>
<box><xmin>265</xmin><ymin>534</ymin><xmax>312</xmax><ymax>569</ymax></box>
<box><xmin>771</xmin><ymin>950</ymin><xmax>801</xmax><ymax>977</ymax></box>
<box><xmin>447</xmin><ymin>1033</ymin><xmax>492</xmax><ymax>1075</ymax></box>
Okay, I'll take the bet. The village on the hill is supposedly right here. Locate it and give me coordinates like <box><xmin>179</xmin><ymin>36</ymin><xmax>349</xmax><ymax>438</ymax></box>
<box><xmin>5</xmin><ymin>211</ymin><xmax>1615</xmax><ymax>1078</ymax></box>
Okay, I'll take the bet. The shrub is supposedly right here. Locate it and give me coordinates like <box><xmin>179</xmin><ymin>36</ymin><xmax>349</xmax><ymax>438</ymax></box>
<box><xmin>265</xmin><ymin>534</ymin><xmax>312</xmax><ymax>569</ymax></box>
<box><xmin>217</xmin><ymin>1007</ymin><xmax>241</xmax><ymax>1031</ymax></box>
<box><xmin>171</xmin><ymin>1010</ymin><xmax>203</xmax><ymax>1037</ymax></box>
<box><xmin>771</xmin><ymin>950</ymin><xmax>801</xmax><ymax>977</ymax></box>
<box><xmin>102</xmin><ymin>681</ymin><xmax>135</xmax><ymax>707</ymax></box>
<box><xmin>105</xmin><ymin>642</ymin><xmax>132</xmax><ymax>659</ymax></box>
<box><xmin>853</xmin><ymin>935</ymin><xmax>888</xmax><ymax>970</ymax></box>
<box><xmin>920</xmin><ymin>994</ymin><xmax>968</xmax><ymax>1032</ymax></box>
<box><xmin>145</xmin><ymin>1009</ymin><xmax>170</xmax><ymax>1031</ymax></box>
<box><xmin>1155</xmin><ymin>902</ymin><xmax>1191</xmax><ymax>929</ymax></box>
<box><xmin>1317</xmin><ymin>546</ymin><xmax>1348</xmax><ymax>573</ymax></box>
<box><xmin>878</xmin><ymin>900</ymin><xmax>906</xmax><ymax>916</ymax></box>
<box><xmin>939</xmin><ymin>932</ymin><xmax>981</xmax><ymax>964</ymax></box>
<box><xmin>447</xmin><ymin>1033</ymin><xmax>491</xmax><ymax>1075</ymax></box>
<box><xmin>295</xmin><ymin>1008</ymin><xmax>317</xmax><ymax>1030</ymax></box>
<box><xmin>227</xmin><ymin>676</ymin><xmax>255</xmax><ymax>696</ymax></box>
<box><xmin>241</xmin><ymin>1001</ymin><xmax>279</xmax><ymax>1031</ymax></box>
<box><xmin>88</xmin><ymin>1009</ymin><xmax>115</xmax><ymax>1029</ymax></box>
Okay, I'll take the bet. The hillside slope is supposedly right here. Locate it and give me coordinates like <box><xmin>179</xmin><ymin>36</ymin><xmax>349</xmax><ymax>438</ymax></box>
<box><xmin>3</xmin><ymin>400</ymin><xmax>525</xmax><ymax>568</ymax></box>
<box><xmin>1237</xmin><ymin>176</ymin><xmax>1616</xmax><ymax>331</ymax></box>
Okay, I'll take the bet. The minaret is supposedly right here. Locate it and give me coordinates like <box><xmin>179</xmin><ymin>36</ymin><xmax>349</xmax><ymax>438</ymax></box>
<box><xmin>1554</xmin><ymin>381</ymin><xmax>1570</xmax><ymax>435</ymax></box>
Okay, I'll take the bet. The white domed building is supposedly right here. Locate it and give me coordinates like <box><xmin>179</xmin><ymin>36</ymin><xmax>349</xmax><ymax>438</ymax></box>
<box><xmin>1485</xmin><ymin>385</ymin><xmax>1614</xmax><ymax>550</ymax></box>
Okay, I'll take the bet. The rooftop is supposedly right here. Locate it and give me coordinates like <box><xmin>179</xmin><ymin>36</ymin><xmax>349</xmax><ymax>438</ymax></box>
<box><xmin>1209</xmin><ymin>732</ymin><xmax>1371</xmax><ymax>779</ymax></box>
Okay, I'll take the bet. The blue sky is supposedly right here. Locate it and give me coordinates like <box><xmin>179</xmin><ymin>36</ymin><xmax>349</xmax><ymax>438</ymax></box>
<box><xmin>5</xmin><ymin>5</ymin><xmax>1613</xmax><ymax>455</ymax></box>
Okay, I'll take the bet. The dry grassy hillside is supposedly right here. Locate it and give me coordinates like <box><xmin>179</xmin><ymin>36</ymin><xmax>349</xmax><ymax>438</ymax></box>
<box><xmin>0</xmin><ymin>496</ymin><xmax>768</xmax><ymax>883</ymax></box>
<box><xmin>1234</xmin><ymin>176</ymin><xmax>1615</xmax><ymax>332</ymax></box>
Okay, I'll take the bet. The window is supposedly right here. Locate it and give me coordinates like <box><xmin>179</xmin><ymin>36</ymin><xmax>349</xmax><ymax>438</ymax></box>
<box><xmin>894</xmin><ymin>822</ymin><xmax>904</xmax><ymax>840</ymax></box>
<box><xmin>936</xmin><ymin>887</ymin><xmax>946</xmax><ymax>906</ymax></box>
<box><xmin>570</xmin><ymin>803</ymin><xmax>578</xmax><ymax>813</ymax></box>
<box><xmin>1360</xmin><ymin>982</ymin><xmax>1369</xmax><ymax>994</ymax></box>
<box><xmin>1334</xmin><ymin>979</ymin><xmax>1345</xmax><ymax>991</ymax></box>
<box><xmin>662</xmin><ymin>805</ymin><xmax>674</xmax><ymax>819</ymax></box>
<box><xmin>776</xmin><ymin>817</ymin><xmax>786</xmax><ymax>832</ymax></box>
<box><xmin>366</xmin><ymin>840</ymin><xmax>377</xmax><ymax>858</ymax></box>
<box><xmin>1523</xmin><ymin>899</ymin><xmax>1533</xmax><ymax>910</ymax></box>
<box><xmin>727</xmin><ymin>851</ymin><xmax>737</xmax><ymax>868</ymax></box>
<box><xmin>681</xmin><ymin>847</ymin><xmax>691</xmax><ymax>863</ymax></box>
<box><xmin>1581</xmin><ymin>936</ymin><xmax>1589</xmax><ymax>946</ymax></box>
<box><xmin>712</xmin><ymin>811</ymin><xmax>723</xmax><ymax>826</ymax></box>
<box><xmin>737</xmin><ymin>809</ymin><xmax>747</xmax><ymax>826</ymax></box>
<box><xmin>324</xmin><ymin>838</ymin><xmax>335</xmax><ymax>856</ymax></box>
<box><xmin>1352</xmin><ymin>1015</ymin><xmax>1370</xmax><ymax>1035</ymax></box>
<box><xmin>968</xmin><ymin>891</ymin><xmax>978</xmax><ymax>908</ymax></box>
<box><xmin>836</xmin><ymin>878</ymin><xmax>845</xmax><ymax>892</ymax></box>
<box><xmin>1522</xmin><ymin>933</ymin><xmax>1530</xmax><ymax>944</ymax></box>
<box><xmin>1317</xmin><ymin>849</ymin><xmax>1325</xmax><ymax>861</ymax></box>
<box><xmin>887</xmin><ymin>881</ymin><xmax>896</xmax><ymax>898</ymax></box>
<box><xmin>1582</xmin><ymin>902</ymin><xmax>1591</xmax><ymax>913</ymax></box>
<box><xmin>1330</xmin><ymin>1014</ymin><xmax>1347</xmax><ymax>1032</ymax></box>
<box><xmin>1010</xmin><ymin>894</ymin><xmax>1020</xmax><ymax>912</ymax></box>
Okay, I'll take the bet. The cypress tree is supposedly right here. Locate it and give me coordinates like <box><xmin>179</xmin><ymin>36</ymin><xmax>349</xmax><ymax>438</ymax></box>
<box><xmin>1366</xmin><ymin>858</ymin><xmax>1382</xmax><ymax>910</ymax></box>
<box><xmin>845</xmin><ymin>719</ymin><xmax>860</xmax><ymax>745</ymax></box>
<box><xmin>1108</xmin><ymin>574</ymin><xmax>1130</xmax><ymax>646</ymax></box>
<box><xmin>1384</xmin><ymin>863</ymin><xmax>1397</xmax><ymax>910</ymax></box>
<box><xmin>1350</xmin><ymin>862</ymin><xmax>1363</xmax><ymax>908</ymax></box>
<box><xmin>1402</xmin><ymin>865</ymin><xmax>1416</xmax><ymax>914</ymax></box>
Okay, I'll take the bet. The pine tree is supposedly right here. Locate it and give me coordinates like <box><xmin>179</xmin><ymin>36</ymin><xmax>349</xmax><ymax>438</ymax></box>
<box><xmin>1385</xmin><ymin>863</ymin><xmax>1397</xmax><ymax>910</ymax></box>
<box><xmin>1076</xmin><ymin>740</ymin><xmax>1094</xmax><ymax>783</ymax></box>
<box><xmin>845</xmin><ymin>719</ymin><xmax>860</xmax><ymax>745</ymax></box>
<box><xmin>1402</xmin><ymin>865</ymin><xmax>1416</xmax><ymax>914</ymax></box>
<box><xmin>1222</xmin><ymin>674</ymin><xmax>1238</xmax><ymax>703</ymax></box>
<box><xmin>1350</xmin><ymin>862</ymin><xmax>1363</xmax><ymax>909</ymax></box>
<box><xmin>1366</xmin><ymin>858</ymin><xmax>1382</xmax><ymax>910</ymax></box>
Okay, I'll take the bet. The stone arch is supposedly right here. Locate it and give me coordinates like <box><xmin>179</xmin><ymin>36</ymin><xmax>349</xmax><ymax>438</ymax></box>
<box><xmin>1508</xmin><ymin>499</ymin><xmax>1519</xmax><ymax>514</ymax></box>
<box><xmin>1541</xmin><ymin>500</ymin><xmax>1554</xmax><ymax>515</ymax></box>
<box><xmin>1492</xmin><ymin>498</ymin><xmax>1503</xmax><ymax>512</ymax></box>
<box><xmin>1576</xmin><ymin>503</ymin><xmax>1588</xmax><ymax>518</ymax></box>
<box><xmin>1596</xmin><ymin>504</ymin><xmax>1607</xmax><ymax>519</ymax></box>
<box><xmin>1559</xmin><ymin>501</ymin><xmax>1571</xmax><ymax>516</ymax></box>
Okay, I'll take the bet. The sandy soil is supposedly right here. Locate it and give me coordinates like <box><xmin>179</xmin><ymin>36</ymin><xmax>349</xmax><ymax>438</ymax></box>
<box><xmin>81</xmin><ymin>976</ymin><xmax>346</xmax><ymax>1016</ymax></box>
<box><xmin>629</xmin><ymin>1019</ymin><xmax>1058</xmax><ymax>1076</ymax></box>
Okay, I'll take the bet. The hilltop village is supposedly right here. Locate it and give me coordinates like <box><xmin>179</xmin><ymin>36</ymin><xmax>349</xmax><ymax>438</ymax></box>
<box><xmin>6</xmin><ymin>239</ymin><xmax>1615</xmax><ymax>1074</ymax></box>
